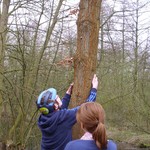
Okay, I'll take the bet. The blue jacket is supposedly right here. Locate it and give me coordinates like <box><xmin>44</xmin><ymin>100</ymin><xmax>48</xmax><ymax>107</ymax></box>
<box><xmin>38</xmin><ymin>88</ymin><xmax>97</xmax><ymax>150</ymax></box>
<box><xmin>64</xmin><ymin>139</ymin><xmax>117</xmax><ymax>150</ymax></box>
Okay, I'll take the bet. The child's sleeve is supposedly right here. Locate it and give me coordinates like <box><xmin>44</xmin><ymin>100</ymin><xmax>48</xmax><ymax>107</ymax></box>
<box><xmin>86</xmin><ymin>88</ymin><xmax>97</xmax><ymax>102</ymax></box>
<box><xmin>61</xmin><ymin>83</ymin><xmax>73</xmax><ymax>109</ymax></box>
<box><xmin>61</xmin><ymin>93</ymin><xmax>71</xmax><ymax>109</ymax></box>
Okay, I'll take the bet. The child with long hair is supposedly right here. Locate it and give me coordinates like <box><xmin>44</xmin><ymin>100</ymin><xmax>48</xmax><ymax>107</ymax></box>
<box><xmin>65</xmin><ymin>102</ymin><xmax>117</xmax><ymax>150</ymax></box>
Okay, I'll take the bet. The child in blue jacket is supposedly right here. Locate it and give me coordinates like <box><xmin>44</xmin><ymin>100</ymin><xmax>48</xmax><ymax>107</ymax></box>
<box><xmin>36</xmin><ymin>74</ymin><xmax>98</xmax><ymax>150</ymax></box>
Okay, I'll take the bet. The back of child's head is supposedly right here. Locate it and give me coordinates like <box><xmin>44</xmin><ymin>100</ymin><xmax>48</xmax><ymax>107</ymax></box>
<box><xmin>76</xmin><ymin>102</ymin><xmax>107</xmax><ymax>149</ymax></box>
<box><xmin>36</xmin><ymin>88</ymin><xmax>57</xmax><ymax>115</ymax></box>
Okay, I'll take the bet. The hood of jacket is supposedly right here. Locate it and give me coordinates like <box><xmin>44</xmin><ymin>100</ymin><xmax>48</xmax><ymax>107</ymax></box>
<box><xmin>38</xmin><ymin>111</ymin><xmax>61</xmax><ymax>135</ymax></box>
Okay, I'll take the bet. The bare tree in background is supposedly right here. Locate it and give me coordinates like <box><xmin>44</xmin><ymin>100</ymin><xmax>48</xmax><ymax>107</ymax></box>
<box><xmin>0</xmin><ymin>1</ymin><xmax>11</xmax><ymax>149</ymax></box>
<box><xmin>0</xmin><ymin>0</ymin><xmax>10</xmax><ymax>115</ymax></box>
<box><xmin>0</xmin><ymin>0</ymin><xmax>66</xmax><ymax>149</ymax></box>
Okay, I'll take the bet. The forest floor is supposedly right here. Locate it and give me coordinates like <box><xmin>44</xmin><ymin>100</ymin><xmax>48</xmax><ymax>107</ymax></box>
<box><xmin>107</xmin><ymin>126</ymin><xmax>150</xmax><ymax>150</ymax></box>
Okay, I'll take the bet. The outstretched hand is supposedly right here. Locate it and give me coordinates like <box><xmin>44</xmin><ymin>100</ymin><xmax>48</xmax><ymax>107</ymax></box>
<box><xmin>66</xmin><ymin>83</ymin><xmax>74</xmax><ymax>95</ymax></box>
<box><xmin>92</xmin><ymin>74</ymin><xmax>98</xmax><ymax>89</ymax></box>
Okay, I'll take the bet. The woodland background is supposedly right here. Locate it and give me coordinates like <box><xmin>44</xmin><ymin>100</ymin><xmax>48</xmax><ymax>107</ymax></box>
<box><xmin>0</xmin><ymin>0</ymin><xmax>150</xmax><ymax>149</ymax></box>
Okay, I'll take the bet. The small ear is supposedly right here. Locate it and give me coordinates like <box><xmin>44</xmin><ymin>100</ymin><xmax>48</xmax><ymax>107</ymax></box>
<box><xmin>81</xmin><ymin>122</ymin><xmax>87</xmax><ymax>132</ymax></box>
<box><xmin>54</xmin><ymin>103</ymin><xmax>58</xmax><ymax>110</ymax></box>
<box><xmin>81</xmin><ymin>122</ymin><xmax>84</xmax><ymax>130</ymax></box>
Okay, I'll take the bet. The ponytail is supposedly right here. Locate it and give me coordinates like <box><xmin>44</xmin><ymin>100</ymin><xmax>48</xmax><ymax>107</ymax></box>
<box><xmin>93</xmin><ymin>122</ymin><xmax>107</xmax><ymax>149</ymax></box>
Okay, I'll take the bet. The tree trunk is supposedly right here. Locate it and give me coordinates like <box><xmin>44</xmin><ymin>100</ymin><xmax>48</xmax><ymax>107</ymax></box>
<box><xmin>71</xmin><ymin>0</ymin><xmax>102</xmax><ymax>138</ymax></box>
<box><xmin>0</xmin><ymin>0</ymin><xmax>10</xmax><ymax>114</ymax></box>
<box><xmin>0</xmin><ymin>1</ymin><xmax>10</xmax><ymax>146</ymax></box>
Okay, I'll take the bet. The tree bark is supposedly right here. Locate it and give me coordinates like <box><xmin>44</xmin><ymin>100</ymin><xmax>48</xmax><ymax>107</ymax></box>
<box><xmin>0</xmin><ymin>0</ymin><xmax>10</xmax><ymax>114</ymax></box>
<box><xmin>71</xmin><ymin>0</ymin><xmax>102</xmax><ymax>138</ymax></box>
<box><xmin>0</xmin><ymin>1</ymin><xmax>10</xmax><ymax>149</ymax></box>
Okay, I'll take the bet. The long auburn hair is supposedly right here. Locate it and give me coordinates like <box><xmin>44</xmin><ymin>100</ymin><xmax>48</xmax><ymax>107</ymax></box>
<box><xmin>76</xmin><ymin>102</ymin><xmax>107</xmax><ymax>149</ymax></box>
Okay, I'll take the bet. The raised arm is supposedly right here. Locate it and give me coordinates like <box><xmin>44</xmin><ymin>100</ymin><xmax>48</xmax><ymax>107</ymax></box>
<box><xmin>61</xmin><ymin>83</ymin><xmax>73</xmax><ymax>109</ymax></box>
<box><xmin>65</xmin><ymin>75</ymin><xmax>98</xmax><ymax>127</ymax></box>
<box><xmin>86</xmin><ymin>74</ymin><xmax>98</xmax><ymax>102</ymax></box>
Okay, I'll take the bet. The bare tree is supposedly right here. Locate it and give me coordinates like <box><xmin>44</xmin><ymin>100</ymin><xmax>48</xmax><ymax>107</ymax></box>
<box><xmin>0</xmin><ymin>0</ymin><xmax>67</xmax><ymax>149</ymax></box>
<box><xmin>71</xmin><ymin>0</ymin><xmax>102</xmax><ymax>138</ymax></box>
<box><xmin>0</xmin><ymin>0</ymin><xmax>10</xmax><ymax>115</ymax></box>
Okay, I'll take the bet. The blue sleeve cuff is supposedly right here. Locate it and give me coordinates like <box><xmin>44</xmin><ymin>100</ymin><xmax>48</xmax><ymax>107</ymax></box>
<box><xmin>91</xmin><ymin>88</ymin><xmax>97</xmax><ymax>92</ymax></box>
<box><xmin>86</xmin><ymin>88</ymin><xmax>97</xmax><ymax>102</ymax></box>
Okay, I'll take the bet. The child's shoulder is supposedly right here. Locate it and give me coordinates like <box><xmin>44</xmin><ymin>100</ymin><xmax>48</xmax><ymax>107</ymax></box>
<box><xmin>107</xmin><ymin>139</ymin><xmax>117</xmax><ymax>150</ymax></box>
